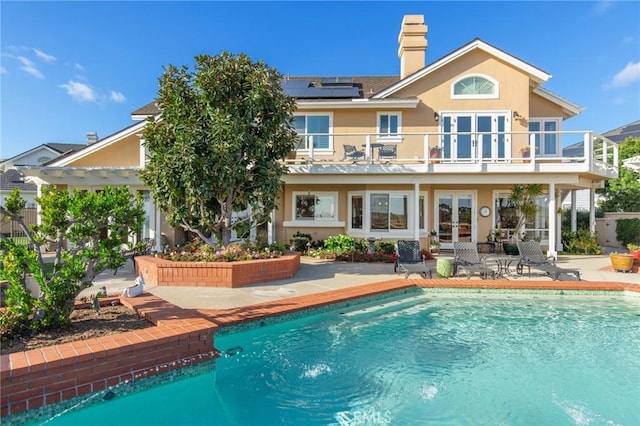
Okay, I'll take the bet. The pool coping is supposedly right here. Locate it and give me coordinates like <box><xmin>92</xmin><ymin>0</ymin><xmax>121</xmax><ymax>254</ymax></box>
<box><xmin>2</xmin><ymin>278</ymin><xmax>639</xmax><ymax>420</ymax></box>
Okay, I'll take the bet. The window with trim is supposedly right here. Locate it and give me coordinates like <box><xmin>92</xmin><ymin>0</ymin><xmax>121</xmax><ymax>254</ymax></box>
<box><xmin>494</xmin><ymin>192</ymin><xmax>549</xmax><ymax>240</ymax></box>
<box><xmin>370</xmin><ymin>193</ymin><xmax>408</xmax><ymax>231</ymax></box>
<box><xmin>295</xmin><ymin>193</ymin><xmax>336</xmax><ymax>221</ymax></box>
<box><xmin>377</xmin><ymin>112</ymin><xmax>401</xmax><ymax>137</ymax></box>
<box><xmin>452</xmin><ymin>75</ymin><xmax>498</xmax><ymax>99</ymax></box>
<box><xmin>351</xmin><ymin>195</ymin><xmax>363</xmax><ymax>229</ymax></box>
<box><xmin>529</xmin><ymin>118</ymin><xmax>561</xmax><ymax>156</ymax></box>
<box><xmin>292</xmin><ymin>114</ymin><xmax>331</xmax><ymax>150</ymax></box>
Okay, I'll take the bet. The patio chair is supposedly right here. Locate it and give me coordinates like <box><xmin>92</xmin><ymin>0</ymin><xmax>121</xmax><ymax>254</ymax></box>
<box><xmin>453</xmin><ymin>242</ymin><xmax>496</xmax><ymax>279</ymax></box>
<box><xmin>342</xmin><ymin>144</ymin><xmax>366</xmax><ymax>162</ymax></box>
<box><xmin>377</xmin><ymin>144</ymin><xmax>397</xmax><ymax>160</ymax></box>
<box><xmin>515</xmin><ymin>241</ymin><xmax>581</xmax><ymax>281</ymax></box>
<box><xmin>395</xmin><ymin>240</ymin><xmax>433</xmax><ymax>279</ymax></box>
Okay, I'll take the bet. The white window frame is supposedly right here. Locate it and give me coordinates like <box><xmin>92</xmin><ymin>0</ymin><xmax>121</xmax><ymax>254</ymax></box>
<box><xmin>376</xmin><ymin>112</ymin><xmax>403</xmax><ymax>142</ymax></box>
<box><xmin>283</xmin><ymin>191</ymin><xmax>344</xmax><ymax>228</ymax></box>
<box><xmin>451</xmin><ymin>74</ymin><xmax>499</xmax><ymax>99</ymax></box>
<box><xmin>292</xmin><ymin>112</ymin><xmax>334</xmax><ymax>153</ymax></box>
<box><xmin>492</xmin><ymin>189</ymin><xmax>549</xmax><ymax>243</ymax></box>
<box><xmin>528</xmin><ymin>117</ymin><xmax>562</xmax><ymax>157</ymax></box>
<box><xmin>348</xmin><ymin>190</ymin><xmax>429</xmax><ymax>238</ymax></box>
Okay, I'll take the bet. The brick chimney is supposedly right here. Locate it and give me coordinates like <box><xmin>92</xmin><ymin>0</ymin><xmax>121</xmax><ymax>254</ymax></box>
<box><xmin>86</xmin><ymin>132</ymin><xmax>98</xmax><ymax>145</ymax></box>
<box><xmin>398</xmin><ymin>15</ymin><xmax>428</xmax><ymax>79</ymax></box>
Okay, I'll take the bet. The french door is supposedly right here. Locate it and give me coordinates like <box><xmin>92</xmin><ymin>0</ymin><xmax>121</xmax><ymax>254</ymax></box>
<box><xmin>435</xmin><ymin>191</ymin><xmax>475</xmax><ymax>250</ymax></box>
<box><xmin>441</xmin><ymin>112</ymin><xmax>510</xmax><ymax>161</ymax></box>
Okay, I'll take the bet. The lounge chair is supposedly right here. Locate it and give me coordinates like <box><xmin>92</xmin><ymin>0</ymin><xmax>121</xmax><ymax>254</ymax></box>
<box><xmin>342</xmin><ymin>144</ymin><xmax>366</xmax><ymax>162</ymax></box>
<box><xmin>453</xmin><ymin>242</ymin><xmax>496</xmax><ymax>279</ymax></box>
<box><xmin>378</xmin><ymin>144</ymin><xmax>397</xmax><ymax>160</ymax></box>
<box><xmin>395</xmin><ymin>240</ymin><xmax>433</xmax><ymax>279</ymax></box>
<box><xmin>515</xmin><ymin>241</ymin><xmax>581</xmax><ymax>281</ymax></box>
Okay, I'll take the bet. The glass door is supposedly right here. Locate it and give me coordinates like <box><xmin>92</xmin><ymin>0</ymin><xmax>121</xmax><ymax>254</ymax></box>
<box><xmin>435</xmin><ymin>192</ymin><xmax>475</xmax><ymax>250</ymax></box>
<box><xmin>442</xmin><ymin>113</ymin><xmax>510</xmax><ymax>161</ymax></box>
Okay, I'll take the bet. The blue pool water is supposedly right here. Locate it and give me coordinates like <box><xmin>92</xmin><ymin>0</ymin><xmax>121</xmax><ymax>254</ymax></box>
<box><xmin>24</xmin><ymin>292</ymin><xmax>640</xmax><ymax>425</ymax></box>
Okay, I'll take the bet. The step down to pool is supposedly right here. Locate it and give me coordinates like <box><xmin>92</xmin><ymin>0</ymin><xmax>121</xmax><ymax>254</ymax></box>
<box><xmin>341</xmin><ymin>293</ymin><xmax>432</xmax><ymax>318</ymax></box>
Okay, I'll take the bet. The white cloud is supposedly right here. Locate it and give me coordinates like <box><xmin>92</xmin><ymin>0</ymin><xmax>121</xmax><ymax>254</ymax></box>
<box><xmin>0</xmin><ymin>66</ymin><xmax>6</xmax><ymax>74</ymax></box>
<box><xmin>622</xmin><ymin>36</ymin><xmax>634</xmax><ymax>44</ymax></box>
<box><xmin>17</xmin><ymin>56</ymin><xmax>44</xmax><ymax>79</ymax></box>
<box><xmin>593</xmin><ymin>0</ymin><xmax>612</xmax><ymax>15</ymax></box>
<box><xmin>59</xmin><ymin>80</ymin><xmax>98</xmax><ymax>102</ymax></box>
<box><xmin>606</xmin><ymin>61</ymin><xmax>640</xmax><ymax>89</ymax></box>
<box><xmin>33</xmin><ymin>48</ymin><xmax>56</xmax><ymax>63</ymax></box>
<box><xmin>110</xmin><ymin>91</ymin><xmax>126</xmax><ymax>103</ymax></box>
<box><xmin>74</xmin><ymin>63</ymin><xmax>85</xmax><ymax>72</ymax></box>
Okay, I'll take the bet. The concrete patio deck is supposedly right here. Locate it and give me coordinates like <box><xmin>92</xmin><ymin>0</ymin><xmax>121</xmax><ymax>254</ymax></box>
<box><xmin>83</xmin><ymin>252</ymin><xmax>640</xmax><ymax>310</ymax></box>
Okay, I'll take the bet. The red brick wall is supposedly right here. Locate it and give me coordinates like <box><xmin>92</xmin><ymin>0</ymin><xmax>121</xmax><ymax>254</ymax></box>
<box><xmin>135</xmin><ymin>252</ymin><xmax>300</xmax><ymax>288</ymax></box>
<box><xmin>0</xmin><ymin>295</ymin><xmax>217</xmax><ymax>418</ymax></box>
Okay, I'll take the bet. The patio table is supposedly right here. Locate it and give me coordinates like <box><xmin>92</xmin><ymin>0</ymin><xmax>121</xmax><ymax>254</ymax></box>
<box><xmin>485</xmin><ymin>255</ymin><xmax>520</xmax><ymax>278</ymax></box>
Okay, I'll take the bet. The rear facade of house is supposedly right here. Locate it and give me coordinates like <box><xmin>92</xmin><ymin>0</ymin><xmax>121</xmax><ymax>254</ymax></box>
<box><xmin>22</xmin><ymin>15</ymin><xmax>618</xmax><ymax>257</ymax></box>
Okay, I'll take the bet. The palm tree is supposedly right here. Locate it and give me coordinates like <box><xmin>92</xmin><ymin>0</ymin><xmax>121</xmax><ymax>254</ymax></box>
<box><xmin>508</xmin><ymin>184</ymin><xmax>543</xmax><ymax>238</ymax></box>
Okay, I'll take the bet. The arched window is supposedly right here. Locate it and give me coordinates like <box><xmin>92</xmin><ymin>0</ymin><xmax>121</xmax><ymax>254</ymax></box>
<box><xmin>452</xmin><ymin>75</ymin><xmax>498</xmax><ymax>99</ymax></box>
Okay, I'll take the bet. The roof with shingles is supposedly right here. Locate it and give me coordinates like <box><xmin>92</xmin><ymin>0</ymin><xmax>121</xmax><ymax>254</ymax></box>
<box><xmin>130</xmin><ymin>76</ymin><xmax>402</xmax><ymax>117</ymax></box>
<box><xmin>0</xmin><ymin>169</ymin><xmax>36</xmax><ymax>191</ymax></box>
<box><xmin>602</xmin><ymin>120</ymin><xmax>640</xmax><ymax>143</ymax></box>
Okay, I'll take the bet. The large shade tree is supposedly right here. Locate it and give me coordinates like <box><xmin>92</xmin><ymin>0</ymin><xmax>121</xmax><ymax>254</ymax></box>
<box><xmin>141</xmin><ymin>52</ymin><xmax>298</xmax><ymax>247</ymax></box>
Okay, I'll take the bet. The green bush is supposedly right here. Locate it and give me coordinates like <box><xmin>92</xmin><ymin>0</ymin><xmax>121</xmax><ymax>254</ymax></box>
<box><xmin>324</xmin><ymin>234</ymin><xmax>355</xmax><ymax>254</ymax></box>
<box><xmin>561</xmin><ymin>229</ymin><xmax>602</xmax><ymax>255</ymax></box>
<box><xmin>375</xmin><ymin>240</ymin><xmax>396</xmax><ymax>255</ymax></box>
<box><xmin>615</xmin><ymin>218</ymin><xmax>640</xmax><ymax>247</ymax></box>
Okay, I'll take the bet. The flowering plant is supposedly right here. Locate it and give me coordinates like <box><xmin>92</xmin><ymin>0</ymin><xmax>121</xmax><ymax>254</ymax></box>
<box><xmin>160</xmin><ymin>238</ymin><xmax>285</xmax><ymax>262</ymax></box>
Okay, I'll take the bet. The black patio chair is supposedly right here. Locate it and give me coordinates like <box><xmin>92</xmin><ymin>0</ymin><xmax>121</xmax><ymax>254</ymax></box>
<box><xmin>342</xmin><ymin>144</ymin><xmax>366</xmax><ymax>162</ymax></box>
<box><xmin>516</xmin><ymin>241</ymin><xmax>581</xmax><ymax>281</ymax></box>
<box><xmin>395</xmin><ymin>240</ymin><xmax>433</xmax><ymax>279</ymax></box>
<box><xmin>453</xmin><ymin>242</ymin><xmax>496</xmax><ymax>279</ymax></box>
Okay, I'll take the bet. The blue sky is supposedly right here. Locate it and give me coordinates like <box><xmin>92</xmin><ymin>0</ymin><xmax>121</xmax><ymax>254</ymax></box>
<box><xmin>1</xmin><ymin>1</ymin><xmax>639</xmax><ymax>160</ymax></box>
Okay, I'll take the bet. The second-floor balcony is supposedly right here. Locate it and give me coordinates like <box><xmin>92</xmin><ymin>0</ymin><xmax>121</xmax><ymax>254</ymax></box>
<box><xmin>285</xmin><ymin>131</ymin><xmax>619</xmax><ymax>180</ymax></box>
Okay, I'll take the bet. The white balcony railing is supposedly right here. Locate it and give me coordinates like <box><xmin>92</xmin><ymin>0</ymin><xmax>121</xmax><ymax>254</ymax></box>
<box><xmin>285</xmin><ymin>131</ymin><xmax>618</xmax><ymax>178</ymax></box>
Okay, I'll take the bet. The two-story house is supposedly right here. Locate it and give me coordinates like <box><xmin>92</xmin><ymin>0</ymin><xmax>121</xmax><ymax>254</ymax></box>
<box><xmin>19</xmin><ymin>15</ymin><xmax>618</xmax><ymax>257</ymax></box>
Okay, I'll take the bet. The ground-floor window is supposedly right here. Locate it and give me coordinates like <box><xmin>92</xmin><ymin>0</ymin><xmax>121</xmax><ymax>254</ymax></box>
<box><xmin>370</xmin><ymin>193</ymin><xmax>408</xmax><ymax>231</ymax></box>
<box><xmin>493</xmin><ymin>191</ymin><xmax>549</xmax><ymax>240</ymax></box>
<box><xmin>295</xmin><ymin>192</ymin><xmax>337</xmax><ymax>221</ymax></box>
<box><xmin>347</xmin><ymin>191</ymin><xmax>426</xmax><ymax>235</ymax></box>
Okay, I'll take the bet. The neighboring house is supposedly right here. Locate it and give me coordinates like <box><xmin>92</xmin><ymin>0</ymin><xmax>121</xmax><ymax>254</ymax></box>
<box><xmin>561</xmin><ymin>120</ymin><xmax>640</xmax><ymax>211</ymax></box>
<box><xmin>1</xmin><ymin>141</ymin><xmax>89</xmax><ymax>236</ymax></box>
<box><xmin>19</xmin><ymin>15</ymin><xmax>618</xmax><ymax>257</ymax></box>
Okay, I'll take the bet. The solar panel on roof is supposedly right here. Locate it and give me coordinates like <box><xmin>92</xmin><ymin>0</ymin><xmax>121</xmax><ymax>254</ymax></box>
<box><xmin>282</xmin><ymin>80</ymin><xmax>312</xmax><ymax>97</ymax></box>
<box><xmin>321</xmin><ymin>76</ymin><xmax>354</xmax><ymax>86</ymax></box>
<box><xmin>294</xmin><ymin>86</ymin><xmax>360</xmax><ymax>99</ymax></box>
<box><xmin>282</xmin><ymin>80</ymin><xmax>311</xmax><ymax>88</ymax></box>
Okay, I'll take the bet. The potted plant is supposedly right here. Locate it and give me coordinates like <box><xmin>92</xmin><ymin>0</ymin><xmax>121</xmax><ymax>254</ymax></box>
<box><xmin>610</xmin><ymin>252</ymin><xmax>635</xmax><ymax>272</ymax></box>
<box><xmin>430</xmin><ymin>146</ymin><xmax>442</xmax><ymax>163</ymax></box>
<box><xmin>627</xmin><ymin>243</ymin><xmax>640</xmax><ymax>261</ymax></box>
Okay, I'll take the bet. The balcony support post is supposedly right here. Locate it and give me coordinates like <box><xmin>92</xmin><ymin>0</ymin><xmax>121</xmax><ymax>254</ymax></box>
<box><xmin>570</xmin><ymin>191</ymin><xmax>577</xmax><ymax>233</ymax></box>
<box><xmin>365</xmin><ymin>134</ymin><xmax>372</xmax><ymax>164</ymax></box>
<box><xmin>414</xmin><ymin>183</ymin><xmax>420</xmax><ymax>241</ymax></box>
<box><xmin>548</xmin><ymin>182</ymin><xmax>558</xmax><ymax>259</ymax></box>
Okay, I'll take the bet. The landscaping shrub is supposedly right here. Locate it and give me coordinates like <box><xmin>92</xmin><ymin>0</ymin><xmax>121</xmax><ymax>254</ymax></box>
<box><xmin>290</xmin><ymin>232</ymin><xmax>312</xmax><ymax>252</ymax></box>
<box><xmin>561</xmin><ymin>229</ymin><xmax>602</xmax><ymax>255</ymax></box>
<box><xmin>615</xmin><ymin>218</ymin><xmax>640</xmax><ymax>247</ymax></box>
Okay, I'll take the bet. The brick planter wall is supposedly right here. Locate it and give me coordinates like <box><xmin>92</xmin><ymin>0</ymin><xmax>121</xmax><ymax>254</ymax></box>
<box><xmin>135</xmin><ymin>252</ymin><xmax>300</xmax><ymax>288</ymax></box>
<box><xmin>0</xmin><ymin>295</ymin><xmax>218</xmax><ymax>418</ymax></box>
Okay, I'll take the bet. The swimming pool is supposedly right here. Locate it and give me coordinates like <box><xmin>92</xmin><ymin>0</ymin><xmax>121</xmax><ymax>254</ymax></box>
<box><xmin>20</xmin><ymin>292</ymin><xmax>640</xmax><ymax>425</ymax></box>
